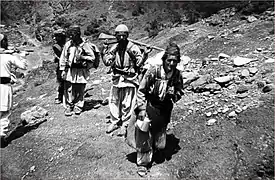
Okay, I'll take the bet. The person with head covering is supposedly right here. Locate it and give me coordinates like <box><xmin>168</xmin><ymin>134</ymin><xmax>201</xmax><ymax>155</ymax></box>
<box><xmin>0</xmin><ymin>34</ymin><xmax>27</xmax><ymax>137</ymax></box>
<box><xmin>102</xmin><ymin>24</ymin><xmax>145</xmax><ymax>136</ymax></box>
<box><xmin>133</xmin><ymin>42</ymin><xmax>184</xmax><ymax>176</ymax></box>
<box><xmin>52</xmin><ymin>28</ymin><xmax>67</xmax><ymax>104</ymax></box>
<box><xmin>59</xmin><ymin>25</ymin><xmax>98</xmax><ymax>116</ymax></box>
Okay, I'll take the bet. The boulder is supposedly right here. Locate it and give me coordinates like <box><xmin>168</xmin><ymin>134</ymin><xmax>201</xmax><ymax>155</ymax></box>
<box><xmin>190</xmin><ymin>74</ymin><xmax>211</xmax><ymax>90</ymax></box>
<box><xmin>206</xmin><ymin>119</ymin><xmax>217</xmax><ymax>126</ymax></box>
<box><xmin>247</xmin><ymin>16</ymin><xmax>257</xmax><ymax>23</ymax></box>
<box><xmin>214</xmin><ymin>76</ymin><xmax>234</xmax><ymax>84</ymax></box>
<box><xmin>236</xmin><ymin>85</ymin><xmax>249</xmax><ymax>93</ymax></box>
<box><xmin>181</xmin><ymin>71</ymin><xmax>199</xmax><ymax>85</ymax></box>
<box><xmin>248</xmin><ymin>67</ymin><xmax>258</xmax><ymax>74</ymax></box>
<box><xmin>204</xmin><ymin>83</ymin><xmax>221</xmax><ymax>92</ymax></box>
<box><xmin>240</xmin><ymin>69</ymin><xmax>250</xmax><ymax>78</ymax></box>
<box><xmin>262</xmin><ymin>85</ymin><xmax>273</xmax><ymax>93</ymax></box>
<box><xmin>218</xmin><ymin>53</ymin><xmax>230</xmax><ymax>59</ymax></box>
<box><xmin>228</xmin><ymin>111</ymin><xmax>237</xmax><ymax>117</ymax></box>
<box><xmin>21</xmin><ymin>106</ymin><xmax>48</xmax><ymax>126</ymax></box>
<box><xmin>233</xmin><ymin>56</ymin><xmax>254</xmax><ymax>66</ymax></box>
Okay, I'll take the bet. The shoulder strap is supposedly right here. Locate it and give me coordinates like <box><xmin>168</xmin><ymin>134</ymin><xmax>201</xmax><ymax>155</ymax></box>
<box><xmin>53</xmin><ymin>44</ymin><xmax>62</xmax><ymax>52</ymax></box>
<box><xmin>155</xmin><ymin>65</ymin><xmax>162</xmax><ymax>79</ymax></box>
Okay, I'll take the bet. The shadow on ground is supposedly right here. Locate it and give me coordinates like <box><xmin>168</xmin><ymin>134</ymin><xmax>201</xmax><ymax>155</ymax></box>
<box><xmin>126</xmin><ymin>133</ymin><xmax>181</xmax><ymax>165</ymax></box>
<box><xmin>0</xmin><ymin>120</ymin><xmax>46</xmax><ymax>148</ymax></box>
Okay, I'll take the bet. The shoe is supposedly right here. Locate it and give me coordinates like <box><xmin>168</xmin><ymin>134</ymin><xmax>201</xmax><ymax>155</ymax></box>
<box><xmin>106</xmin><ymin>123</ymin><xmax>119</xmax><ymax>134</ymax></box>
<box><xmin>55</xmin><ymin>99</ymin><xmax>62</xmax><ymax>104</ymax></box>
<box><xmin>137</xmin><ymin>166</ymin><xmax>148</xmax><ymax>177</ymax></box>
<box><xmin>65</xmin><ymin>107</ymin><xmax>73</xmax><ymax>116</ymax></box>
<box><xmin>74</xmin><ymin>107</ymin><xmax>82</xmax><ymax>115</ymax></box>
<box><xmin>117</xmin><ymin>125</ymin><xmax>127</xmax><ymax>137</ymax></box>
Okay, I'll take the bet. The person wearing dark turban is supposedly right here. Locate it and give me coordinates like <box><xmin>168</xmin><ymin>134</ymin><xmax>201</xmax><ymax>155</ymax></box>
<box><xmin>59</xmin><ymin>25</ymin><xmax>98</xmax><ymax>116</ymax></box>
<box><xmin>128</xmin><ymin>42</ymin><xmax>184</xmax><ymax>176</ymax></box>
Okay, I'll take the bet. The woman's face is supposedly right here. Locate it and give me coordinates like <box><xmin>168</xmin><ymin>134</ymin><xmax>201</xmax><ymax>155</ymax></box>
<box><xmin>164</xmin><ymin>56</ymin><xmax>178</xmax><ymax>72</ymax></box>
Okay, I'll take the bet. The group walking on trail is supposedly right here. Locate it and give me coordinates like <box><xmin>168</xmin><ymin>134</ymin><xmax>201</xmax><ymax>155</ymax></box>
<box><xmin>0</xmin><ymin>23</ymin><xmax>184</xmax><ymax>177</ymax></box>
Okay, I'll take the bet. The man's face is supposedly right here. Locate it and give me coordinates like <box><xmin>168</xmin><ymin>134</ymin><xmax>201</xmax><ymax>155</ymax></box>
<box><xmin>115</xmin><ymin>32</ymin><xmax>128</xmax><ymax>43</ymax></box>
<box><xmin>68</xmin><ymin>29</ymin><xmax>81</xmax><ymax>42</ymax></box>
<box><xmin>164</xmin><ymin>56</ymin><xmax>178</xmax><ymax>72</ymax></box>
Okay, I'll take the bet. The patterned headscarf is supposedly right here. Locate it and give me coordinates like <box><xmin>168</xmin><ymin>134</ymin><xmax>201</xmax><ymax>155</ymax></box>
<box><xmin>162</xmin><ymin>42</ymin><xmax>181</xmax><ymax>62</ymax></box>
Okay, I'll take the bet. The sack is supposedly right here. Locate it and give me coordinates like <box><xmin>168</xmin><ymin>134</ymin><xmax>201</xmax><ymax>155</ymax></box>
<box><xmin>70</xmin><ymin>39</ymin><xmax>101</xmax><ymax>69</ymax></box>
<box><xmin>88</xmin><ymin>43</ymin><xmax>100</xmax><ymax>69</ymax></box>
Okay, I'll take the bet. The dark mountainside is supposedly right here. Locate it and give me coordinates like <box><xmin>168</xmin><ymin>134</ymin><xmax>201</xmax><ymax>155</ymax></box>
<box><xmin>0</xmin><ymin>1</ymin><xmax>274</xmax><ymax>180</ymax></box>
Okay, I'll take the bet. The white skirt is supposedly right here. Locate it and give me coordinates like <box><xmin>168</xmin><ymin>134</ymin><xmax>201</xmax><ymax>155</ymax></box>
<box><xmin>0</xmin><ymin>84</ymin><xmax>13</xmax><ymax>112</ymax></box>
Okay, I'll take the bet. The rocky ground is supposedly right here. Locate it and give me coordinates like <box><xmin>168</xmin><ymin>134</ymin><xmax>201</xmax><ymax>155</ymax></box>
<box><xmin>0</xmin><ymin>6</ymin><xmax>274</xmax><ymax>180</ymax></box>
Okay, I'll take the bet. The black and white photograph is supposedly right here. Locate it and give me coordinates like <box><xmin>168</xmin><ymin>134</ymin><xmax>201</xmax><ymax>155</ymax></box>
<box><xmin>0</xmin><ymin>0</ymin><xmax>274</xmax><ymax>179</ymax></box>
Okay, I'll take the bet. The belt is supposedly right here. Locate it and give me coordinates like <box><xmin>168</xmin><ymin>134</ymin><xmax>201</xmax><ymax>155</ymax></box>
<box><xmin>0</xmin><ymin>77</ymin><xmax>11</xmax><ymax>84</ymax></box>
<box><xmin>113</xmin><ymin>68</ymin><xmax>136</xmax><ymax>77</ymax></box>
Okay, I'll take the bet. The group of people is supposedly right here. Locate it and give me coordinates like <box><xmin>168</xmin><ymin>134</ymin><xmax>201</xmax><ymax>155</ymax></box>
<box><xmin>0</xmin><ymin>23</ymin><xmax>185</xmax><ymax>177</ymax></box>
<box><xmin>101</xmin><ymin>24</ymin><xmax>184</xmax><ymax>176</ymax></box>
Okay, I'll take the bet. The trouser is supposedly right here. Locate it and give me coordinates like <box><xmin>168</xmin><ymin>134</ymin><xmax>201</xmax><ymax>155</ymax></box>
<box><xmin>55</xmin><ymin>69</ymin><xmax>65</xmax><ymax>101</ymax></box>
<box><xmin>0</xmin><ymin>84</ymin><xmax>12</xmax><ymax>136</ymax></box>
<box><xmin>0</xmin><ymin>111</ymin><xmax>10</xmax><ymax>136</ymax></box>
<box><xmin>64</xmin><ymin>81</ymin><xmax>86</xmax><ymax>110</ymax></box>
<box><xmin>136</xmin><ymin>101</ymin><xmax>172</xmax><ymax>166</ymax></box>
<box><xmin>109</xmin><ymin>86</ymin><xmax>137</xmax><ymax>127</ymax></box>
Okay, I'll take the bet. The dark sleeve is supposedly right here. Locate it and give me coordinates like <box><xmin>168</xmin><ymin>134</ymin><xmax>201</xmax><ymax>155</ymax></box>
<box><xmin>53</xmin><ymin>44</ymin><xmax>62</xmax><ymax>58</ymax></box>
<box><xmin>136</xmin><ymin>65</ymin><xmax>156</xmax><ymax>111</ymax></box>
<box><xmin>173</xmin><ymin>71</ymin><xmax>184</xmax><ymax>103</ymax></box>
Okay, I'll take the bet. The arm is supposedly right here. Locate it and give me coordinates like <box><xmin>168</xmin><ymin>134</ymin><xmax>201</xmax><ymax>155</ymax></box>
<box><xmin>136</xmin><ymin>66</ymin><xmax>156</xmax><ymax>120</ymax></box>
<box><xmin>129</xmin><ymin>44</ymin><xmax>143</xmax><ymax>68</ymax></box>
<box><xmin>52</xmin><ymin>44</ymin><xmax>62</xmax><ymax>63</ymax></box>
<box><xmin>171</xmin><ymin>71</ymin><xmax>184</xmax><ymax>103</ymax></box>
<box><xmin>81</xmin><ymin>42</ymin><xmax>95</xmax><ymax>62</ymax></box>
<box><xmin>10</xmin><ymin>54</ymin><xmax>27</xmax><ymax>70</ymax></box>
<box><xmin>102</xmin><ymin>44</ymin><xmax>117</xmax><ymax>66</ymax></box>
<box><xmin>59</xmin><ymin>42</ymin><xmax>70</xmax><ymax>71</ymax></box>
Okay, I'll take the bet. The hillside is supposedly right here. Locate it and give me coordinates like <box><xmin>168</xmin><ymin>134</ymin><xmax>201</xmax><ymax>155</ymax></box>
<box><xmin>0</xmin><ymin>1</ymin><xmax>274</xmax><ymax>180</ymax></box>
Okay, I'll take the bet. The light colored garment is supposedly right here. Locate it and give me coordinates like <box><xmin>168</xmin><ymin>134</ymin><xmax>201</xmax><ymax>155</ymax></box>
<box><xmin>64</xmin><ymin>81</ymin><xmax>86</xmax><ymax>109</ymax></box>
<box><xmin>109</xmin><ymin>86</ymin><xmax>137</xmax><ymax>125</ymax></box>
<box><xmin>0</xmin><ymin>53</ymin><xmax>27</xmax><ymax>136</ymax></box>
<box><xmin>59</xmin><ymin>38</ymin><xmax>95</xmax><ymax>84</ymax></box>
<box><xmin>0</xmin><ymin>84</ymin><xmax>12</xmax><ymax>111</ymax></box>
<box><xmin>0</xmin><ymin>53</ymin><xmax>27</xmax><ymax>78</ymax></box>
<box><xmin>103</xmin><ymin>41</ymin><xmax>143</xmax><ymax>87</ymax></box>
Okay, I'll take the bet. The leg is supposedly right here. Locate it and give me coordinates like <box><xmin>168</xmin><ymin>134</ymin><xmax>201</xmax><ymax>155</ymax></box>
<box><xmin>106</xmin><ymin>86</ymin><xmax>121</xmax><ymax>133</ymax></box>
<box><xmin>117</xmin><ymin>87</ymin><xmax>136</xmax><ymax>136</ymax></box>
<box><xmin>55</xmin><ymin>69</ymin><xmax>63</xmax><ymax>103</ymax></box>
<box><xmin>64</xmin><ymin>81</ymin><xmax>74</xmax><ymax>116</ymax></box>
<box><xmin>73</xmin><ymin>83</ymin><xmax>86</xmax><ymax>115</ymax></box>
<box><xmin>0</xmin><ymin>111</ymin><xmax>10</xmax><ymax>136</ymax></box>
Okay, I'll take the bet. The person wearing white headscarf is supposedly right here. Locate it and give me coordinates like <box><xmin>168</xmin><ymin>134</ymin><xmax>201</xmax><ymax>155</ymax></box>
<box><xmin>0</xmin><ymin>34</ymin><xmax>27</xmax><ymax>137</ymax></box>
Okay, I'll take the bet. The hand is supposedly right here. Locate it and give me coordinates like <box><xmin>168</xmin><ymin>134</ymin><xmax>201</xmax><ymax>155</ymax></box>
<box><xmin>61</xmin><ymin>71</ymin><xmax>67</xmax><ymax>80</ymax></box>
<box><xmin>19</xmin><ymin>51</ymin><xmax>28</xmax><ymax>57</ymax></box>
<box><xmin>137</xmin><ymin>110</ymin><xmax>146</xmax><ymax>121</ymax></box>
<box><xmin>144</xmin><ymin>46</ymin><xmax>152</xmax><ymax>54</ymax></box>
<box><xmin>103</xmin><ymin>40</ymin><xmax>109</xmax><ymax>49</ymax></box>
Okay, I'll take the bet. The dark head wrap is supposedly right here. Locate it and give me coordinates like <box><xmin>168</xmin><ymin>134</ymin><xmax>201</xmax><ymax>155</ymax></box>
<box><xmin>67</xmin><ymin>25</ymin><xmax>81</xmax><ymax>37</ymax></box>
<box><xmin>162</xmin><ymin>42</ymin><xmax>181</xmax><ymax>62</ymax></box>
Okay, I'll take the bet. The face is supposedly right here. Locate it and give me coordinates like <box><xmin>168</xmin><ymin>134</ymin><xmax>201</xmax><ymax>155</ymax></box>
<box><xmin>68</xmin><ymin>28</ymin><xmax>81</xmax><ymax>43</ymax></box>
<box><xmin>115</xmin><ymin>32</ymin><xmax>128</xmax><ymax>43</ymax></box>
<box><xmin>163</xmin><ymin>57</ymin><xmax>178</xmax><ymax>72</ymax></box>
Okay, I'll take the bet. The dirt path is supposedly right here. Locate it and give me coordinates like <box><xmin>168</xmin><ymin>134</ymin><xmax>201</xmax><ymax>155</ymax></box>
<box><xmin>1</xmin><ymin>15</ymin><xmax>274</xmax><ymax>180</ymax></box>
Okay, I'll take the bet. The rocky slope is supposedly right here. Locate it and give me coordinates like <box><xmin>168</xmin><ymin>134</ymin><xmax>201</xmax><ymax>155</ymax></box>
<box><xmin>0</xmin><ymin>1</ymin><xmax>274</xmax><ymax>180</ymax></box>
